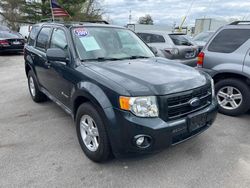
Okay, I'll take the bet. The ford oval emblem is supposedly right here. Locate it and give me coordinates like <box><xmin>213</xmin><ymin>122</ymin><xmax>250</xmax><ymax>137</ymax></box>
<box><xmin>189</xmin><ymin>97</ymin><xmax>200</xmax><ymax>107</ymax></box>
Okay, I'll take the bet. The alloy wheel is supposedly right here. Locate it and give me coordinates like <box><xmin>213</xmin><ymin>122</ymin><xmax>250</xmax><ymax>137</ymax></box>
<box><xmin>80</xmin><ymin>115</ymin><xmax>99</xmax><ymax>152</ymax></box>
<box><xmin>29</xmin><ymin>77</ymin><xmax>36</xmax><ymax>97</ymax></box>
<box><xmin>217</xmin><ymin>86</ymin><xmax>243</xmax><ymax>110</ymax></box>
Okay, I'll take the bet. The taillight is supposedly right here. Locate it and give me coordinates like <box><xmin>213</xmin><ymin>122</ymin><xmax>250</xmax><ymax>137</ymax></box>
<box><xmin>0</xmin><ymin>40</ymin><xmax>9</xmax><ymax>46</ymax></box>
<box><xmin>197</xmin><ymin>52</ymin><xmax>205</xmax><ymax>68</ymax></box>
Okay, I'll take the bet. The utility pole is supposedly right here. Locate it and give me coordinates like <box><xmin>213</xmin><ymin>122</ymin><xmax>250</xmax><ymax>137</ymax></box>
<box><xmin>129</xmin><ymin>10</ymin><xmax>132</xmax><ymax>24</ymax></box>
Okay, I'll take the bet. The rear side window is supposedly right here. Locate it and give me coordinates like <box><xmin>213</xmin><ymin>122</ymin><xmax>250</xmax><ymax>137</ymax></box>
<box><xmin>208</xmin><ymin>29</ymin><xmax>250</xmax><ymax>53</ymax></box>
<box><xmin>137</xmin><ymin>33</ymin><xmax>165</xmax><ymax>43</ymax></box>
<box><xmin>36</xmin><ymin>27</ymin><xmax>52</xmax><ymax>51</ymax></box>
<box><xmin>28</xmin><ymin>26</ymin><xmax>40</xmax><ymax>46</ymax></box>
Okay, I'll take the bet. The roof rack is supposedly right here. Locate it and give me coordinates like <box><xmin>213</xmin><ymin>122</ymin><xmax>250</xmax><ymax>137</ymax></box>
<box><xmin>229</xmin><ymin>21</ymin><xmax>250</xmax><ymax>25</ymax></box>
<box><xmin>39</xmin><ymin>19</ymin><xmax>109</xmax><ymax>25</ymax></box>
<box><xmin>80</xmin><ymin>20</ymin><xmax>109</xmax><ymax>24</ymax></box>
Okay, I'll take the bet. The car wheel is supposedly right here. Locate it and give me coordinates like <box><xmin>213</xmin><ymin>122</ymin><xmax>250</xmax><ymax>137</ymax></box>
<box><xmin>215</xmin><ymin>78</ymin><xmax>250</xmax><ymax>116</ymax></box>
<box><xmin>76</xmin><ymin>102</ymin><xmax>111</xmax><ymax>162</ymax></box>
<box><xmin>28</xmin><ymin>71</ymin><xmax>47</xmax><ymax>102</ymax></box>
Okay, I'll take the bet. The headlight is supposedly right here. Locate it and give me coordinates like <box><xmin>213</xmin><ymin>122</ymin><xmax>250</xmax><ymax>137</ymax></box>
<box><xmin>211</xmin><ymin>78</ymin><xmax>215</xmax><ymax>98</ymax></box>
<box><xmin>170</xmin><ymin>48</ymin><xmax>179</xmax><ymax>55</ymax></box>
<box><xmin>119</xmin><ymin>96</ymin><xmax>159</xmax><ymax>117</ymax></box>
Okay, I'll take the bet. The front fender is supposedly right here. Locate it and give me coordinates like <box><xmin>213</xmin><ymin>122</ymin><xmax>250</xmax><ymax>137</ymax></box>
<box><xmin>71</xmin><ymin>81</ymin><xmax>122</xmax><ymax>153</ymax></box>
<box><xmin>71</xmin><ymin>81</ymin><xmax>113</xmax><ymax>110</ymax></box>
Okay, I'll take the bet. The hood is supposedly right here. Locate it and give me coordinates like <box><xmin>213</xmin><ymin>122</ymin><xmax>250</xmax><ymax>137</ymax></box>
<box><xmin>86</xmin><ymin>58</ymin><xmax>209</xmax><ymax>96</ymax></box>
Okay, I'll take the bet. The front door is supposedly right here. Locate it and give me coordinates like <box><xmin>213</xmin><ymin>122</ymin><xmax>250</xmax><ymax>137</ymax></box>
<box><xmin>46</xmin><ymin>28</ymin><xmax>73</xmax><ymax>107</ymax></box>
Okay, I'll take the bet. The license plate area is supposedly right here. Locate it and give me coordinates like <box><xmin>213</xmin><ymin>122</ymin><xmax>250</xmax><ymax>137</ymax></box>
<box><xmin>188</xmin><ymin>113</ymin><xmax>207</xmax><ymax>132</ymax></box>
<box><xmin>12</xmin><ymin>41</ymin><xmax>21</xmax><ymax>45</ymax></box>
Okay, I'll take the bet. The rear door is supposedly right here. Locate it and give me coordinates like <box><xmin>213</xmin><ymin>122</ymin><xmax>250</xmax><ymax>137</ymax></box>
<box><xmin>33</xmin><ymin>27</ymin><xmax>53</xmax><ymax>88</ymax></box>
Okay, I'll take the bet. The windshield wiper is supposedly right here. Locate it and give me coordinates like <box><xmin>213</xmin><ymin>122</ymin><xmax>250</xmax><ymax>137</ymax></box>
<box><xmin>82</xmin><ymin>56</ymin><xmax>151</xmax><ymax>62</ymax></box>
<box><xmin>82</xmin><ymin>57</ymin><xmax>121</xmax><ymax>62</ymax></box>
<box><xmin>126</xmin><ymin>56</ymin><xmax>151</xmax><ymax>59</ymax></box>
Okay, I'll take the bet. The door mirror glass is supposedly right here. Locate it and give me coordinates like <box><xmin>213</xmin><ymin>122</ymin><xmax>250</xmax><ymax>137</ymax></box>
<box><xmin>46</xmin><ymin>48</ymin><xmax>68</xmax><ymax>62</ymax></box>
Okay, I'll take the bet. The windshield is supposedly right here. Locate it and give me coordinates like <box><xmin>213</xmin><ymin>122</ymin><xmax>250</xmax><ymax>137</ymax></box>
<box><xmin>193</xmin><ymin>32</ymin><xmax>214</xmax><ymax>42</ymax></box>
<box><xmin>72</xmin><ymin>27</ymin><xmax>154</xmax><ymax>61</ymax></box>
<box><xmin>169</xmin><ymin>34</ymin><xmax>193</xmax><ymax>46</ymax></box>
<box><xmin>0</xmin><ymin>32</ymin><xmax>21</xmax><ymax>38</ymax></box>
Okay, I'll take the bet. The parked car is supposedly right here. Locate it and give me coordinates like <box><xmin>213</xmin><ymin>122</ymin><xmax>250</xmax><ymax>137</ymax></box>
<box><xmin>197</xmin><ymin>21</ymin><xmax>250</xmax><ymax>116</ymax></box>
<box><xmin>24</xmin><ymin>21</ymin><xmax>217</xmax><ymax>162</ymax></box>
<box><xmin>19</xmin><ymin>25</ymin><xmax>32</xmax><ymax>40</ymax></box>
<box><xmin>193</xmin><ymin>31</ymin><xmax>215</xmax><ymax>51</ymax></box>
<box><xmin>0</xmin><ymin>30</ymin><xmax>25</xmax><ymax>53</ymax></box>
<box><xmin>137</xmin><ymin>31</ymin><xmax>199</xmax><ymax>67</ymax></box>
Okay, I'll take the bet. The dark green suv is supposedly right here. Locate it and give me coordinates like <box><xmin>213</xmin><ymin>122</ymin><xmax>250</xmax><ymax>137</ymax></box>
<box><xmin>24</xmin><ymin>21</ymin><xmax>218</xmax><ymax>162</ymax></box>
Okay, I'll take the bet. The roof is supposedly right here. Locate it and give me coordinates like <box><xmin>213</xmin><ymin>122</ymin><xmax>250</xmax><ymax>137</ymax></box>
<box><xmin>33</xmin><ymin>21</ymin><xmax>125</xmax><ymax>30</ymax></box>
<box><xmin>136</xmin><ymin>30</ymin><xmax>187</xmax><ymax>35</ymax></box>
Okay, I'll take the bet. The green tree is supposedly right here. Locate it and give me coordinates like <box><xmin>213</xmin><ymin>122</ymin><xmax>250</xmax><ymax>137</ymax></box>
<box><xmin>0</xmin><ymin>0</ymin><xmax>25</xmax><ymax>30</ymax></box>
<box><xmin>138</xmin><ymin>14</ymin><xmax>154</xmax><ymax>25</ymax></box>
<box><xmin>22</xmin><ymin>0</ymin><xmax>103</xmax><ymax>23</ymax></box>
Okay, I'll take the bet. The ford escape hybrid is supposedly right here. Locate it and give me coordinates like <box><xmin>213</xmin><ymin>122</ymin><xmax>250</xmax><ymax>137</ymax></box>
<box><xmin>24</xmin><ymin>21</ymin><xmax>218</xmax><ymax>162</ymax></box>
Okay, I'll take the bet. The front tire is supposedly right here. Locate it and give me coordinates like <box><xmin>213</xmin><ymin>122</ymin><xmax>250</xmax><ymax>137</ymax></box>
<box><xmin>28</xmin><ymin>71</ymin><xmax>47</xmax><ymax>103</ymax></box>
<box><xmin>76</xmin><ymin>103</ymin><xmax>111</xmax><ymax>162</ymax></box>
<box><xmin>215</xmin><ymin>78</ymin><xmax>250</xmax><ymax>116</ymax></box>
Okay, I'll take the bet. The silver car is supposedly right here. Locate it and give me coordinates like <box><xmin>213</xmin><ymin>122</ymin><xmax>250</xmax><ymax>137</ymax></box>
<box><xmin>137</xmin><ymin>30</ymin><xmax>199</xmax><ymax>67</ymax></box>
<box><xmin>198</xmin><ymin>21</ymin><xmax>250</xmax><ymax>116</ymax></box>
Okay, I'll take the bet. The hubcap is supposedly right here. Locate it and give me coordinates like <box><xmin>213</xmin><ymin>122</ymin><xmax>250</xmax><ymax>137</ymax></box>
<box><xmin>217</xmin><ymin>86</ymin><xmax>243</xmax><ymax>110</ymax></box>
<box><xmin>29</xmin><ymin>77</ymin><xmax>36</xmax><ymax>97</ymax></box>
<box><xmin>80</xmin><ymin>115</ymin><xmax>99</xmax><ymax>152</ymax></box>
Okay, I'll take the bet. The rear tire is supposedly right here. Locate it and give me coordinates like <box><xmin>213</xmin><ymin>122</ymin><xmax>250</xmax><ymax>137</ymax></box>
<box><xmin>76</xmin><ymin>102</ymin><xmax>111</xmax><ymax>162</ymax></box>
<box><xmin>28</xmin><ymin>71</ymin><xmax>47</xmax><ymax>103</ymax></box>
<box><xmin>215</xmin><ymin>78</ymin><xmax>250</xmax><ymax>116</ymax></box>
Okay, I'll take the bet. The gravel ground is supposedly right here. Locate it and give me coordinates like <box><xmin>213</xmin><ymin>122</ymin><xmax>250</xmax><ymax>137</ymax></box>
<box><xmin>0</xmin><ymin>54</ymin><xmax>250</xmax><ymax>188</ymax></box>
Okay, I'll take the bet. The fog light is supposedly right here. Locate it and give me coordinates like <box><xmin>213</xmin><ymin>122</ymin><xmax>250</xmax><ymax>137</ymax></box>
<box><xmin>136</xmin><ymin>137</ymin><xmax>145</xmax><ymax>146</ymax></box>
<box><xmin>134</xmin><ymin>135</ymin><xmax>152</xmax><ymax>148</ymax></box>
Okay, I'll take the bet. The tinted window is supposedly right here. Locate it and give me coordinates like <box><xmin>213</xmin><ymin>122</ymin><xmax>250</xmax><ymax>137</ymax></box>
<box><xmin>137</xmin><ymin>33</ymin><xmax>165</xmax><ymax>43</ymax></box>
<box><xmin>208</xmin><ymin>29</ymin><xmax>250</xmax><ymax>53</ymax></box>
<box><xmin>28</xmin><ymin>26</ymin><xmax>40</xmax><ymax>46</ymax></box>
<box><xmin>169</xmin><ymin>34</ymin><xmax>193</xmax><ymax>46</ymax></box>
<box><xmin>50</xmin><ymin>29</ymin><xmax>68</xmax><ymax>51</ymax></box>
<box><xmin>36</xmin><ymin>27</ymin><xmax>51</xmax><ymax>50</ymax></box>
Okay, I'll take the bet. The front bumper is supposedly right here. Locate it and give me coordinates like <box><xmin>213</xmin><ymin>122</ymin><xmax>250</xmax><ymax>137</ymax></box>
<box><xmin>106</xmin><ymin>99</ymin><xmax>218</xmax><ymax>157</ymax></box>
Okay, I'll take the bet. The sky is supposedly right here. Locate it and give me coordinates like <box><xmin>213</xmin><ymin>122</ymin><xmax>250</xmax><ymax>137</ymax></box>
<box><xmin>102</xmin><ymin>0</ymin><xmax>250</xmax><ymax>26</ymax></box>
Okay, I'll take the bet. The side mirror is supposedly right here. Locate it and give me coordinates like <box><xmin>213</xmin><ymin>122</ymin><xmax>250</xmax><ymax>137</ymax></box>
<box><xmin>149</xmin><ymin>46</ymin><xmax>158</xmax><ymax>55</ymax></box>
<box><xmin>46</xmin><ymin>48</ymin><xmax>68</xmax><ymax>62</ymax></box>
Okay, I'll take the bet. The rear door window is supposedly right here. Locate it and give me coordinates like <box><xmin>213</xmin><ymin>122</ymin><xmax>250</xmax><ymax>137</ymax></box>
<box><xmin>28</xmin><ymin>26</ymin><xmax>40</xmax><ymax>46</ymax></box>
<box><xmin>137</xmin><ymin>33</ymin><xmax>165</xmax><ymax>43</ymax></box>
<box><xmin>36</xmin><ymin>27</ymin><xmax>52</xmax><ymax>51</ymax></box>
<box><xmin>208</xmin><ymin>29</ymin><xmax>250</xmax><ymax>53</ymax></box>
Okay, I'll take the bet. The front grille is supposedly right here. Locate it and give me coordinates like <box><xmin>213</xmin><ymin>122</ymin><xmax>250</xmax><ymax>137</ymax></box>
<box><xmin>160</xmin><ymin>84</ymin><xmax>212</xmax><ymax>121</ymax></box>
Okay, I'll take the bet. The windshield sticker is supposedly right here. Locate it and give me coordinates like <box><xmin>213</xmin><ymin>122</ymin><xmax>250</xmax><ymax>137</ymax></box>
<box><xmin>74</xmin><ymin>28</ymin><xmax>89</xmax><ymax>37</ymax></box>
<box><xmin>80</xmin><ymin>36</ymin><xmax>101</xmax><ymax>51</ymax></box>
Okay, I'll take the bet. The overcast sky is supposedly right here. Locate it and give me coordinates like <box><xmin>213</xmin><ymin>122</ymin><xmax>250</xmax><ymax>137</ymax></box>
<box><xmin>103</xmin><ymin>0</ymin><xmax>250</xmax><ymax>26</ymax></box>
